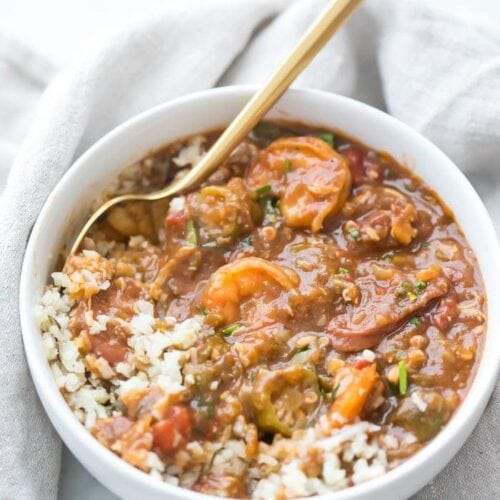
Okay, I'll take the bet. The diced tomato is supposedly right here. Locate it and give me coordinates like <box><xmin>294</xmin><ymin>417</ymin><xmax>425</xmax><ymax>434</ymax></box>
<box><xmin>342</xmin><ymin>147</ymin><xmax>366</xmax><ymax>186</ymax></box>
<box><xmin>165</xmin><ymin>210</ymin><xmax>188</xmax><ymax>228</ymax></box>
<box><xmin>152</xmin><ymin>418</ymin><xmax>176</xmax><ymax>453</ymax></box>
<box><xmin>152</xmin><ymin>405</ymin><xmax>192</xmax><ymax>454</ymax></box>
<box><xmin>354</xmin><ymin>358</ymin><xmax>373</xmax><ymax>369</ymax></box>
<box><xmin>168</xmin><ymin>405</ymin><xmax>192</xmax><ymax>437</ymax></box>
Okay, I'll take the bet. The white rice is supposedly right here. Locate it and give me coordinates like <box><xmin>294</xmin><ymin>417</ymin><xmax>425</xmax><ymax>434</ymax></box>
<box><xmin>37</xmin><ymin>270</ymin><xmax>203</xmax><ymax>432</ymax></box>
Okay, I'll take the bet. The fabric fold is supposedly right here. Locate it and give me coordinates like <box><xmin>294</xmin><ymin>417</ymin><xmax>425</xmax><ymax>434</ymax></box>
<box><xmin>1</xmin><ymin>0</ymin><xmax>499</xmax><ymax>498</ymax></box>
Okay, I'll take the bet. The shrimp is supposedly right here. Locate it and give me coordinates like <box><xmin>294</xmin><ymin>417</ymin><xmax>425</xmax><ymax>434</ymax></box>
<box><xmin>201</xmin><ymin>256</ymin><xmax>300</xmax><ymax>325</ymax></box>
<box><xmin>246</xmin><ymin>137</ymin><xmax>351</xmax><ymax>232</ymax></box>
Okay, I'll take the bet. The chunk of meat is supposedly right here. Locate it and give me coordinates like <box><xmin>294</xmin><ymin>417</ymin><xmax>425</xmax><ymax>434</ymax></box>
<box><xmin>69</xmin><ymin>277</ymin><xmax>146</xmax><ymax>365</ymax></box>
<box><xmin>88</xmin><ymin>322</ymin><xmax>130</xmax><ymax>365</ymax></box>
<box><xmin>246</xmin><ymin>136</ymin><xmax>351</xmax><ymax>232</ymax></box>
<box><xmin>341</xmin><ymin>147</ymin><xmax>367</xmax><ymax>186</ymax></box>
<box><xmin>121</xmin><ymin>386</ymin><xmax>167</xmax><ymax>419</ymax></box>
<box><xmin>201</xmin><ymin>257</ymin><xmax>299</xmax><ymax>326</ymax></box>
<box><xmin>327</xmin><ymin>363</ymin><xmax>379</xmax><ymax>428</ymax></box>
<box><xmin>328</xmin><ymin>266</ymin><xmax>449</xmax><ymax>352</ymax></box>
<box><xmin>93</xmin><ymin>416</ymin><xmax>134</xmax><ymax>448</ymax></box>
<box><xmin>342</xmin><ymin>187</ymin><xmax>418</xmax><ymax>247</ymax></box>
<box><xmin>150</xmin><ymin>246</ymin><xmax>200</xmax><ymax>301</ymax></box>
<box><xmin>431</xmin><ymin>294</ymin><xmax>459</xmax><ymax>331</ymax></box>
<box><xmin>188</xmin><ymin>178</ymin><xmax>261</xmax><ymax>246</ymax></box>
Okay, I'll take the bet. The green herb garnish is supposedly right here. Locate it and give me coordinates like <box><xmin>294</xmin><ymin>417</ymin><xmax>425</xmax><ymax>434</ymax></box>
<box><xmin>221</xmin><ymin>323</ymin><xmax>241</xmax><ymax>336</ymax></box>
<box><xmin>319</xmin><ymin>132</ymin><xmax>335</xmax><ymax>148</ymax></box>
<box><xmin>296</xmin><ymin>345</ymin><xmax>310</xmax><ymax>353</ymax></box>
<box><xmin>415</xmin><ymin>280</ymin><xmax>427</xmax><ymax>293</ymax></box>
<box><xmin>381</xmin><ymin>252</ymin><xmax>393</xmax><ymax>262</ymax></box>
<box><xmin>349</xmin><ymin>229</ymin><xmax>361</xmax><ymax>241</ymax></box>
<box><xmin>338</xmin><ymin>267</ymin><xmax>350</xmax><ymax>275</ymax></box>
<box><xmin>398</xmin><ymin>360</ymin><xmax>408</xmax><ymax>395</ymax></box>
<box><xmin>409</xmin><ymin>316</ymin><xmax>422</xmax><ymax>327</ymax></box>
<box><xmin>256</xmin><ymin>184</ymin><xmax>272</xmax><ymax>196</ymax></box>
<box><xmin>261</xmin><ymin>196</ymin><xmax>280</xmax><ymax>222</ymax></box>
<box><xmin>284</xmin><ymin>158</ymin><xmax>292</xmax><ymax>172</ymax></box>
<box><xmin>331</xmin><ymin>384</ymin><xmax>340</xmax><ymax>399</ymax></box>
<box><xmin>185</xmin><ymin>220</ymin><xmax>198</xmax><ymax>246</ymax></box>
<box><xmin>419</xmin><ymin>242</ymin><xmax>430</xmax><ymax>249</ymax></box>
<box><xmin>200</xmin><ymin>306</ymin><xmax>209</xmax><ymax>316</ymax></box>
<box><xmin>199</xmin><ymin>399</ymin><xmax>215</xmax><ymax>419</ymax></box>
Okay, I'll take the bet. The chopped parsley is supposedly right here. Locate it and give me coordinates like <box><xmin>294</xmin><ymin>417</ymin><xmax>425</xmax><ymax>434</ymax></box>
<box><xmin>221</xmin><ymin>323</ymin><xmax>241</xmax><ymax>336</ymax></box>
<box><xmin>381</xmin><ymin>252</ymin><xmax>393</xmax><ymax>262</ymax></box>
<box><xmin>319</xmin><ymin>132</ymin><xmax>335</xmax><ymax>148</ymax></box>
<box><xmin>398</xmin><ymin>360</ymin><xmax>408</xmax><ymax>395</ymax></box>
<box><xmin>395</xmin><ymin>279</ymin><xmax>428</xmax><ymax>301</ymax></box>
<box><xmin>338</xmin><ymin>267</ymin><xmax>350</xmax><ymax>275</ymax></box>
<box><xmin>409</xmin><ymin>316</ymin><xmax>422</xmax><ymax>327</ymax></box>
<box><xmin>199</xmin><ymin>399</ymin><xmax>215</xmax><ymax>419</ymax></box>
<box><xmin>284</xmin><ymin>158</ymin><xmax>292</xmax><ymax>172</ymax></box>
<box><xmin>256</xmin><ymin>184</ymin><xmax>272</xmax><ymax>196</ymax></box>
<box><xmin>185</xmin><ymin>220</ymin><xmax>198</xmax><ymax>246</ymax></box>
<box><xmin>349</xmin><ymin>228</ymin><xmax>361</xmax><ymax>241</ymax></box>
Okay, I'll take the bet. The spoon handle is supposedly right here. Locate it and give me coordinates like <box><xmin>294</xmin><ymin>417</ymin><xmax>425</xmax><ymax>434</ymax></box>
<box><xmin>69</xmin><ymin>0</ymin><xmax>361</xmax><ymax>255</ymax></box>
<box><xmin>171</xmin><ymin>0</ymin><xmax>362</xmax><ymax>193</ymax></box>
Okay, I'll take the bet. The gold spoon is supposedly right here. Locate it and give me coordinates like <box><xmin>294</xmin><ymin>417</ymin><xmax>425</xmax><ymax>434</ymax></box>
<box><xmin>69</xmin><ymin>0</ymin><xmax>362</xmax><ymax>255</ymax></box>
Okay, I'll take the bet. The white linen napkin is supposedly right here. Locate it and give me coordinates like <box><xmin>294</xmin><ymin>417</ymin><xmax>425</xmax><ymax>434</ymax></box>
<box><xmin>1</xmin><ymin>0</ymin><xmax>499</xmax><ymax>498</ymax></box>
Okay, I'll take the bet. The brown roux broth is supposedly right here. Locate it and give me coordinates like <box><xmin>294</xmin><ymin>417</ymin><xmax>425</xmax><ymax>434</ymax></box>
<box><xmin>76</xmin><ymin>120</ymin><xmax>485</xmax><ymax>480</ymax></box>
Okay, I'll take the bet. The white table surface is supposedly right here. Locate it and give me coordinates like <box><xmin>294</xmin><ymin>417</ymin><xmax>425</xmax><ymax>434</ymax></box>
<box><xmin>0</xmin><ymin>0</ymin><xmax>498</xmax><ymax>498</ymax></box>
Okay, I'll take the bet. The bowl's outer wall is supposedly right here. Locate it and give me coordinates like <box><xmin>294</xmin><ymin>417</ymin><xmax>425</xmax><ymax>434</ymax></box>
<box><xmin>20</xmin><ymin>86</ymin><xmax>500</xmax><ymax>500</ymax></box>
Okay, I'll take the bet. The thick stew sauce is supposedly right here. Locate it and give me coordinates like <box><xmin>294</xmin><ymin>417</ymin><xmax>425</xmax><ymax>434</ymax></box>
<box><xmin>66</xmin><ymin>122</ymin><xmax>485</xmax><ymax>496</ymax></box>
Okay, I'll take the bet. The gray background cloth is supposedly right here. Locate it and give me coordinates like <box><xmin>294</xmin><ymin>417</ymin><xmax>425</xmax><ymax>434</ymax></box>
<box><xmin>1</xmin><ymin>0</ymin><xmax>499</xmax><ymax>498</ymax></box>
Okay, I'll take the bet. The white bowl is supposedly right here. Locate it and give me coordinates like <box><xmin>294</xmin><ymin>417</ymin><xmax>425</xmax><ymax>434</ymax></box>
<box><xmin>20</xmin><ymin>86</ymin><xmax>500</xmax><ymax>500</ymax></box>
